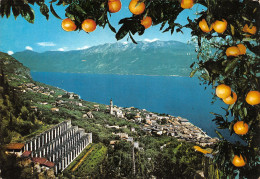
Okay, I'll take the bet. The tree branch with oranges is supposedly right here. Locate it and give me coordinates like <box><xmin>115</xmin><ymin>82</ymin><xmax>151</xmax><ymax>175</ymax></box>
<box><xmin>0</xmin><ymin>0</ymin><xmax>259</xmax><ymax>178</ymax></box>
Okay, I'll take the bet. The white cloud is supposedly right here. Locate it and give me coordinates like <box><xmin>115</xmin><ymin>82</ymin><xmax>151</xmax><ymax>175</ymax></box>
<box><xmin>58</xmin><ymin>47</ymin><xmax>68</xmax><ymax>51</ymax></box>
<box><xmin>77</xmin><ymin>46</ymin><xmax>90</xmax><ymax>50</ymax></box>
<box><xmin>143</xmin><ymin>38</ymin><xmax>159</xmax><ymax>42</ymax></box>
<box><xmin>7</xmin><ymin>51</ymin><xmax>14</xmax><ymax>55</ymax></box>
<box><xmin>122</xmin><ymin>42</ymin><xmax>128</xmax><ymax>45</ymax></box>
<box><xmin>25</xmin><ymin>46</ymin><xmax>33</xmax><ymax>51</ymax></box>
<box><xmin>37</xmin><ymin>42</ymin><xmax>56</xmax><ymax>47</ymax></box>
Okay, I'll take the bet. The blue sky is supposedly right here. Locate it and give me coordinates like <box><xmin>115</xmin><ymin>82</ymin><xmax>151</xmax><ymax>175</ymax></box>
<box><xmin>0</xmin><ymin>0</ymin><xmax>205</xmax><ymax>54</ymax></box>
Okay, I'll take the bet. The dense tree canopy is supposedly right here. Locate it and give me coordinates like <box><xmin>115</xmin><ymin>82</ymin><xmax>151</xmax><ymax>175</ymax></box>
<box><xmin>0</xmin><ymin>0</ymin><xmax>259</xmax><ymax>178</ymax></box>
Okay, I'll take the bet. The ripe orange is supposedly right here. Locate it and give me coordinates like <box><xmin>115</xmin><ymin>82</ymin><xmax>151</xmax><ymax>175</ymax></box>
<box><xmin>199</xmin><ymin>19</ymin><xmax>212</xmax><ymax>33</ymax></box>
<box><xmin>213</xmin><ymin>19</ymin><xmax>227</xmax><ymax>33</ymax></box>
<box><xmin>108</xmin><ymin>0</ymin><xmax>122</xmax><ymax>13</ymax></box>
<box><xmin>141</xmin><ymin>16</ymin><xmax>152</xmax><ymax>29</ymax></box>
<box><xmin>243</xmin><ymin>24</ymin><xmax>257</xmax><ymax>35</ymax></box>
<box><xmin>233</xmin><ymin>121</ymin><xmax>249</xmax><ymax>135</ymax></box>
<box><xmin>237</xmin><ymin>44</ymin><xmax>246</xmax><ymax>55</ymax></box>
<box><xmin>181</xmin><ymin>0</ymin><xmax>194</xmax><ymax>9</ymax></box>
<box><xmin>216</xmin><ymin>84</ymin><xmax>231</xmax><ymax>99</ymax></box>
<box><xmin>82</xmin><ymin>19</ymin><xmax>96</xmax><ymax>33</ymax></box>
<box><xmin>62</xmin><ymin>18</ymin><xmax>77</xmax><ymax>32</ymax></box>
<box><xmin>129</xmin><ymin>0</ymin><xmax>145</xmax><ymax>15</ymax></box>
<box><xmin>232</xmin><ymin>154</ymin><xmax>246</xmax><ymax>167</ymax></box>
<box><xmin>246</xmin><ymin>91</ymin><xmax>260</xmax><ymax>105</ymax></box>
<box><xmin>226</xmin><ymin>46</ymin><xmax>240</xmax><ymax>57</ymax></box>
<box><xmin>223</xmin><ymin>91</ymin><xmax>237</xmax><ymax>105</ymax></box>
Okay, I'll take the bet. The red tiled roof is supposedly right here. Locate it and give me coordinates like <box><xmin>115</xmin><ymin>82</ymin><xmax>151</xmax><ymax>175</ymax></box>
<box><xmin>6</xmin><ymin>143</ymin><xmax>25</xmax><ymax>150</ymax></box>
<box><xmin>32</xmin><ymin>157</ymin><xmax>47</xmax><ymax>164</ymax></box>
<box><xmin>43</xmin><ymin>161</ymin><xmax>55</xmax><ymax>168</ymax></box>
<box><xmin>22</xmin><ymin>151</ymin><xmax>32</xmax><ymax>157</ymax></box>
<box><xmin>32</xmin><ymin>157</ymin><xmax>54</xmax><ymax>168</ymax></box>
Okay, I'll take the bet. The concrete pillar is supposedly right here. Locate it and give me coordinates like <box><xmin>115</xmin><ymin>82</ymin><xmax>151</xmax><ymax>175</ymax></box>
<box><xmin>62</xmin><ymin>158</ymin><xmax>65</xmax><ymax>171</ymax></box>
<box><xmin>38</xmin><ymin>137</ymin><xmax>41</xmax><ymax>148</ymax></box>
<box><xmin>34</xmin><ymin>139</ymin><xmax>37</xmax><ymax>151</ymax></box>
<box><xmin>55</xmin><ymin>165</ymin><xmax>58</xmax><ymax>175</ymax></box>
<box><xmin>45</xmin><ymin>133</ymin><xmax>48</xmax><ymax>144</ymax></box>
<box><xmin>47</xmin><ymin>131</ymin><xmax>50</xmax><ymax>142</ymax></box>
<box><xmin>64</xmin><ymin>157</ymin><xmax>67</xmax><ymax>169</ymax></box>
<box><xmin>59</xmin><ymin>161</ymin><xmax>62</xmax><ymax>171</ymax></box>
<box><xmin>42</xmin><ymin>134</ymin><xmax>45</xmax><ymax>146</ymax></box>
<box><xmin>39</xmin><ymin>151</ymin><xmax>42</xmax><ymax>158</ymax></box>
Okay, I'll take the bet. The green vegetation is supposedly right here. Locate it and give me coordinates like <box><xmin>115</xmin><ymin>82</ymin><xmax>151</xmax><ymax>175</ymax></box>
<box><xmin>64</xmin><ymin>143</ymin><xmax>107</xmax><ymax>178</ymax></box>
<box><xmin>0</xmin><ymin>52</ymin><xmax>213</xmax><ymax>178</ymax></box>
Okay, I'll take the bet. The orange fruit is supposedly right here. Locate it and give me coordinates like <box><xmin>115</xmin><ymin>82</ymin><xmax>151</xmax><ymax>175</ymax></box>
<box><xmin>233</xmin><ymin>121</ymin><xmax>249</xmax><ymax>135</ymax></box>
<box><xmin>216</xmin><ymin>84</ymin><xmax>232</xmax><ymax>99</ymax></box>
<box><xmin>62</xmin><ymin>18</ymin><xmax>77</xmax><ymax>32</ymax></box>
<box><xmin>243</xmin><ymin>24</ymin><xmax>257</xmax><ymax>35</ymax></box>
<box><xmin>223</xmin><ymin>91</ymin><xmax>237</xmax><ymax>105</ymax></box>
<box><xmin>141</xmin><ymin>16</ymin><xmax>152</xmax><ymax>29</ymax></box>
<box><xmin>232</xmin><ymin>154</ymin><xmax>246</xmax><ymax>167</ymax></box>
<box><xmin>181</xmin><ymin>0</ymin><xmax>194</xmax><ymax>9</ymax></box>
<box><xmin>199</xmin><ymin>19</ymin><xmax>212</xmax><ymax>33</ymax></box>
<box><xmin>226</xmin><ymin>46</ymin><xmax>240</xmax><ymax>57</ymax></box>
<box><xmin>213</xmin><ymin>19</ymin><xmax>227</xmax><ymax>33</ymax></box>
<box><xmin>82</xmin><ymin>19</ymin><xmax>96</xmax><ymax>33</ymax></box>
<box><xmin>237</xmin><ymin>44</ymin><xmax>246</xmax><ymax>55</ymax></box>
<box><xmin>129</xmin><ymin>0</ymin><xmax>145</xmax><ymax>15</ymax></box>
<box><xmin>108</xmin><ymin>0</ymin><xmax>122</xmax><ymax>13</ymax></box>
<box><xmin>246</xmin><ymin>91</ymin><xmax>260</xmax><ymax>105</ymax></box>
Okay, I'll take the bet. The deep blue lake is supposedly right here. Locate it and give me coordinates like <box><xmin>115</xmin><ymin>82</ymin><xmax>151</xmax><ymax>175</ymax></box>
<box><xmin>31</xmin><ymin>72</ymin><xmax>240</xmax><ymax>141</ymax></box>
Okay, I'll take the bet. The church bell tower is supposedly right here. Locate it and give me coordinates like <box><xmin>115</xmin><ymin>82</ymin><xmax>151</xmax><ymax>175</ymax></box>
<box><xmin>110</xmin><ymin>99</ymin><xmax>113</xmax><ymax>115</ymax></box>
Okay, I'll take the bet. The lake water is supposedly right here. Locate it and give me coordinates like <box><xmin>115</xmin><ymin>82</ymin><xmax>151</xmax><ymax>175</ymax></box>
<box><xmin>31</xmin><ymin>72</ymin><xmax>240</xmax><ymax>141</ymax></box>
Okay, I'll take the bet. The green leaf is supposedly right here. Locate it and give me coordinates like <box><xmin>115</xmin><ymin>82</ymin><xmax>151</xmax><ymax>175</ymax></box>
<box><xmin>40</xmin><ymin>4</ymin><xmax>49</xmax><ymax>20</ymax></box>
<box><xmin>50</xmin><ymin>3</ymin><xmax>62</xmax><ymax>19</ymax></box>
<box><xmin>107</xmin><ymin>20</ymin><xmax>116</xmax><ymax>33</ymax></box>
<box><xmin>21</xmin><ymin>6</ymin><xmax>35</xmax><ymax>23</ymax></box>
<box><xmin>12</xmin><ymin>6</ymin><xmax>20</xmax><ymax>19</ymax></box>
<box><xmin>215</xmin><ymin>130</ymin><xmax>224</xmax><ymax>139</ymax></box>
<box><xmin>224</xmin><ymin>59</ymin><xmax>239</xmax><ymax>73</ymax></box>
<box><xmin>116</xmin><ymin>24</ymin><xmax>129</xmax><ymax>41</ymax></box>
<box><xmin>129</xmin><ymin>33</ymin><xmax>137</xmax><ymax>44</ymax></box>
<box><xmin>189</xmin><ymin>68</ymin><xmax>198</xmax><ymax>77</ymax></box>
<box><xmin>74</xmin><ymin>4</ymin><xmax>87</xmax><ymax>15</ymax></box>
<box><xmin>243</xmin><ymin>107</ymin><xmax>247</xmax><ymax>117</ymax></box>
<box><xmin>230</xmin><ymin>24</ymin><xmax>235</xmax><ymax>36</ymax></box>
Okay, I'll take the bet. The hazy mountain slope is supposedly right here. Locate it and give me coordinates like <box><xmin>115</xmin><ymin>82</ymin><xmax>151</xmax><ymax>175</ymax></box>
<box><xmin>13</xmin><ymin>41</ymin><xmax>196</xmax><ymax>76</ymax></box>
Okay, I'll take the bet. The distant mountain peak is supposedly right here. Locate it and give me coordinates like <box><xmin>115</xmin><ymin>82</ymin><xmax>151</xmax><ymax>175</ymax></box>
<box><xmin>13</xmin><ymin>40</ymin><xmax>196</xmax><ymax>76</ymax></box>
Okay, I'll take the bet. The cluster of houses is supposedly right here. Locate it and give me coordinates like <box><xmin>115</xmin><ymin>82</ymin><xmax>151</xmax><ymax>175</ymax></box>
<box><xmin>18</xmin><ymin>83</ymin><xmax>94</xmax><ymax>117</ymax></box>
<box><xmin>142</xmin><ymin>115</ymin><xmax>218</xmax><ymax>146</ymax></box>
<box><xmin>5</xmin><ymin>143</ymin><xmax>55</xmax><ymax>177</ymax></box>
<box><xmin>108</xmin><ymin>100</ymin><xmax>218</xmax><ymax>147</ymax></box>
<box><xmin>18</xmin><ymin>83</ymin><xmax>56</xmax><ymax>97</ymax></box>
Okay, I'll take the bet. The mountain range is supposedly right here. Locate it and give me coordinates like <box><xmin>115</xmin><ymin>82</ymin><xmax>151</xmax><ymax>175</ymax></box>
<box><xmin>13</xmin><ymin>40</ymin><xmax>197</xmax><ymax>76</ymax></box>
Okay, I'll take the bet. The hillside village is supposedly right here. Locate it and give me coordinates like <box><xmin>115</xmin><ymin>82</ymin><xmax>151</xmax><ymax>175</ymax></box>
<box><xmin>11</xmin><ymin>80</ymin><xmax>219</xmax><ymax>148</ymax></box>
<box><xmin>2</xmin><ymin>51</ymin><xmax>218</xmax><ymax>149</ymax></box>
